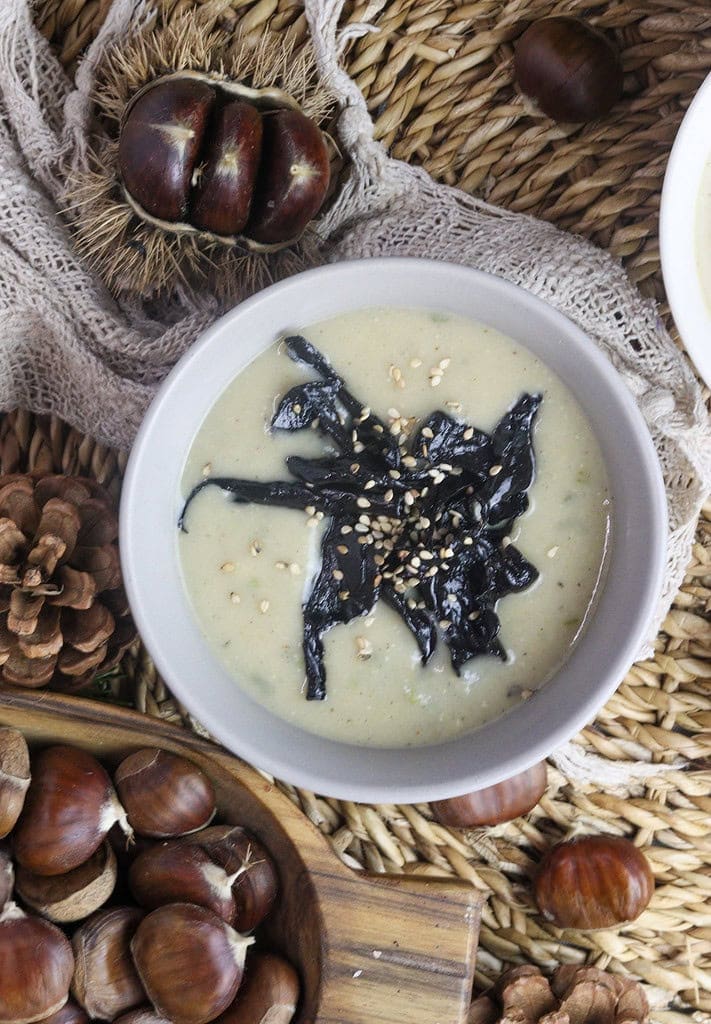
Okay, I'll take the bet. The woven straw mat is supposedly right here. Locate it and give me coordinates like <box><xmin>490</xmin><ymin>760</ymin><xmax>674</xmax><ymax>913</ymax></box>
<box><xmin>10</xmin><ymin>0</ymin><xmax>711</xmax><ymax>1019</ymax></box>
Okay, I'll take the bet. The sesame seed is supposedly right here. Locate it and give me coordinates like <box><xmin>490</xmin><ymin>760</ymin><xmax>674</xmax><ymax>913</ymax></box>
<box><xmin>410</xmin><ymin>556</ymin><xmax>421</xmax><ymax>568</ymax></box>
<box><xmin>249</xmin><ymin>540</ymin><xmax>262</xmax><ymax>556</ymax></box>
<box><xmin>360</xmin><ymin>407</ymin><xmax>371</xmax><ymax>419</ymax></box>
<box><xmin>305</xmin><ymin>505</ymin><xmax>316</xmax><ymax>516</ymax></box>
<box><xmin>547</xmin><ymin>546</ymin><xmax>560</xmax><ymax>558</ymax></box>
<box><xmin>463</xmin><ymin>427</ymin><xmax>474</xmax><ymax>441</ymax></box>
<box><xmin>373</xmin><ymin>574</ymin><xmax>383</xmax><ymax>586</ymax></box>
<box><xmin>433</xmin><ymin>472</ymin><xmax>445</xmax><ymax>485</ymax></box>
<box><xmin>439</xmin><ymin>358</ymin><xmax>451</xmax><ymax>370</ymax></box>
<box><xmin>422</xmin><ymin>427</ymin><xmax>434</xmax><ymax>439</ymax></box>
<box><xmin>410</xmin><ymin>358</ymin><xmax>422</xmax><ymax>368</ymax></box>
<box><xmin>447</xmin><ymin>594</ymin><xmax>457</xmax><ymax>604</ymax></box>
<box><xmin>426</xmin><ymin>565</ymin><xmax>438</xmax><ymax>577</ymax></box>
<box><xmin>259</xmin><ymin>600</ymin><xmax>270</xmax><ymax>614</ymax></box>
<box><xmin>358</xmin><ymin>514</ymin><xmax>371</xmax><ymax>525</ymax></box>
<box><xmin>388</xmin><ymin>408</ymin><xmax>401</xmax><ymax>419</ymax></box>
<box><xmin>439</xmin><ymin>462</ymin><xmax>453</xmax><ymax>472</ymax></box>
<box><xmin>341</xmin><ymin>525</ymin><xmax>353</xmax><ymax>535</ymax></box>
<box><xmin>353</xmin><ymin>442</ymin><xmax>364</xmax><ymax>453</ymax></box>
<box><xmin>354</xmin><ymin>523</ymin><xmax>369</xmax><ymax>534</ymax></box>
<box><xmin>463</xmin><ymin>536</ymin><xmax>473</xmax><ymax>546</ymax></box>
<box><xmin>402</xmin><ymin>455</ymin><xmax>417</xmax><ymax>468</ymax></box>
<box><xmin>407</xmin><ymin>597</ymin><xmax>417</xmax><ymax>609</ymax></box>
<box><xmin>306</xmin><ymin>516</ymin><xmax>319</xmax><ymax>527</ymax></box>
<box><xmin>468</xmin><ymin>611</ymin><xmax>480</xmax><ymax>621</ymax></box>
<box><xmin>230</xmin><ymin>592</ymin><xmax>241</xmax><ymax>604</ymax></box>
<box><xmin>338</xmin><ymin>590</ymin><xmax>350</xmax><ymax>601</ymax></box>
<box><xmin>364</xmin><ymin>480</ymin><xmax>376</xmax><ymax>490</ymax></box>
<box><xmin>350</xmin><ymin>463</ymin><xmax>360</xmax><ymax>473</ymax></box>
<box><xmin>332</xmin><ymin>569</ymin><xmax>344</xmax><ymax>581</ymax></box>
<box><xmin>374</xmin><ymin>554</ymin><xmax>385</xmax><ymax>566</ymax></box>
<box><xmin>373</xmin><ymin>424</ymin><xmax>384</xmax><ymax>434</ymax></box>
<box><xmin>293</xmin><ymin>404</ymin><xmax>302</xmax><ymax>414</ymax></box>
<box><xmin>430</xmin><ymin>375</ymin><xmax>442</xmax><ymax>387</ymax></box>
<box><xmin>439</xmin><ymin>619</ymin><xmax>451</xmax><ymax>630</ymax></box>
<box><xmin>289</xmin><ymin>563</ymin><xmax>301</xmax><ymax>575</ymax></box>
<box><xmin>384</xmin><ymin>489</ymin><xmax>394</xmax><ymax>503</ymax></box>
<box><xmin>316</xmin><ymin>511</ymin><xmax>324</xmax><ymax>520</ymax></box>
<box><xmin>220</xmin><ymin>561</ymin><xmax>235</xmax><ymax>573</ymax></box>
<box><xmin>356</xmin><ymin>497</ymin><xmax>371</xmax><ymax>509</ymax></box>
<box><xmin>489</xmin><ymin>465</ymin><xmax>503</xmax><ymax>476</ymax></box>
<box><xmin>356</xmin><ymin>636</ymin><xmax>373</xmax><ymax>660</ymax></box>
<box><xmin>501</xmin><ymin>536</ymin><xmax>512</xmax><ymax>548</ymax></box>
<box><xmin>337</xmin><ymin>545</ymin><xmax>349</xmax><ymax>555</ymax></box>
<box><xmin>202</xmin><ymin>463</ymin><xmax>212</xmax><ymax>477</ymax></box>
<box><xmin>420</xmin><ymin>550</ymin><xmax>434</xmax><ymax>560</ymax></box>
<box><xmin>275</xmin><ymin>561</ymin><xmax>287</xmax><ymax>570</ymax></box>
<box><xmin>389</xmin><ymin>469</ymin><xmax>401</xmax><ymax>479</ymax></box>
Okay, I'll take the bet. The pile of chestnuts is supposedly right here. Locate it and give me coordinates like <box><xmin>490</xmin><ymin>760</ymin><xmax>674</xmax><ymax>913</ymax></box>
<box><xmin>0</xmin><ymin>728</ymin><xmax>299</xmax><ymax>1024</ymax></box>
<box><xmin>118</xmin><ymin>72</ymin><xmax>330</xmax><ymax>250</ymax></box>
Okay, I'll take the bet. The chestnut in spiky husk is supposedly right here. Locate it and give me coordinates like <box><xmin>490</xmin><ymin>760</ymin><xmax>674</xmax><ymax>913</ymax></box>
<box><xmin>118</xmin><ymin>72</ymin><xmax>330</xmax><ymax>252</ymax></box>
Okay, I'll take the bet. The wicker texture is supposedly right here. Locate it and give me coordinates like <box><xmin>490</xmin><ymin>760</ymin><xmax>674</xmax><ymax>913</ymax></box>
<box><xmin>13</xmin><ymin>0</ymin><xmax>711</xmax><ymax>1018</ymax></box>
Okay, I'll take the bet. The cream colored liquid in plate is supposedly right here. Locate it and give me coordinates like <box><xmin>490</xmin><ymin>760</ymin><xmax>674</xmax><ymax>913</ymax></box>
<box><xmin>697</xmin><ymin>155</ymin><xmax>711</xmax><ymax>310</ymax></box>
<box><xmin>179</xmin><ymin>308</ymin><xmax>610</xmax><ymax>747</ymax></box>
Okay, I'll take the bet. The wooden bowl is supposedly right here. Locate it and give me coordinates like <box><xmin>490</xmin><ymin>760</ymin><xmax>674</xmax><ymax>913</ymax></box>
<box><xmin>0</xmin><ymin>687</ymin><xmax>483</xmax><ymax>1024</ymax></box>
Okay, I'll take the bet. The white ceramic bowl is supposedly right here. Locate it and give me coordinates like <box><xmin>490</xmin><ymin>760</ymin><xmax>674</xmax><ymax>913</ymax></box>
<box><xmin>660</xmin><ymin>70</ymin><xmax>711</xmax><ymax>388</ymax></box>
<box><xmin>120</xmin><ymin>259</ymin><xmax>666</xmax><ymax>803</ymax></box>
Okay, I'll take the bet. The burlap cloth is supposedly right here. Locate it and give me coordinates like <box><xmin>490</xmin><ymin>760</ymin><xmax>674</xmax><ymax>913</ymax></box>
<box><xmin>0</xmin><ymin>0</ymin><xmax>710</xmax><ymax>1018</ymax></box>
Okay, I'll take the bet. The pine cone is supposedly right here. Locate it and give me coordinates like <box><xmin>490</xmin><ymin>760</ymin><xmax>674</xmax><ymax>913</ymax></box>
<box><xmin>469</xmin><ymin>965</ymin><xmax>649</xmax><ymax>1024</ymax></box>
<box><xmin>0</xmin><ymin>474</ymin><xmax>135</xmax><ymax>691</ymax></box>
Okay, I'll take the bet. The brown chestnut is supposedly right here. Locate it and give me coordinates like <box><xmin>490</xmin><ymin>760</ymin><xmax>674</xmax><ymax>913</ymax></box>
<box><xmin>15</xmin><ymin>840</ymin><xmax>117</xmax><ymax>923</ymax></box>
<box><xmin>114</xmin><ymin>1010</ymin><xmax>171</xmax><ymax>1024</ymax></box>
<box><xmin>119</xmin><ymin>78</ymin><xmax>214</xmax><ymax>223</ymax></box>
<box><xmin>0</xmin><ymin>844</ymin><xmax>13</xmax><ymax>908</ymax></box>
<box><xmin>131</xmin><ymin>903</ymin><xmax>253</xmax><ymax>1024</ymax></box>
<box><xmin>190</xmin><ymin>100</ymin><xmax>263</xmax><ymax>237</ymax></box>
<box><xmin>13</xmin><ymin>746</ymin><xmax>131</xmax><ymax>876</ymax></box>
<box><xmin>71</xmin><ymin>907</ymin><xmax>146</xmax><ymax>1020</ymax></box>
<box><xmin>190</xmin><ymin>825</ymin><xmax>279</xmax><ymax>932</ymax></box>
<box><xmin>431</xmin><ymin>762</ymin><xmax>547</xmax><ymax>827</ymax></box>
<box><xmin>129</xmin><ymin>841</ymin><xmax>238</xmax><ymax>923</ymax></box>
<box><xmin>535</xmin><ymin>835</ymin><xmax>654</xmax><ymax>930</ymax></box>
<box><xmin>247</xmin><ymin>109</ymin><xmax>330</xmax><ymax>245</ymax></box>
<box><xmin>0</xmin><ymin>727</ymin><xmax>30</xmax><ymax>838</ymax></box>
<box><xmin>216</xmin><ymin>953</ymin><xmax>299</xmax><ymax>1024</ymax></box>
<box><xmin>114</xmin><ymin>748</ymin><xmax>216</xmax><ymax>838</ymax></box>
<box><xmin>514</xmin><ymin>17</ymin><xmax>623</xmax><ymax>123</ymax></box>
<box><xmin>0</xmin><ymin>902</ymin><xmax>74</xmax><ymax>1024</ymax></box>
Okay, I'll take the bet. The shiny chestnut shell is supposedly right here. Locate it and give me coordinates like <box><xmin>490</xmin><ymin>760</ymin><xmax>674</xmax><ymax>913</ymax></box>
<box><xmin>514</xmin><ymin>16</ymin><xmax>623</xmax><ymax>123</ymax></box>
<box><xmin>190</xmin><ymin>825</ymin><xmax>279</xmax><ymax>932</ymax></box>
<box><xmin>534</xmin><ymin>835</ymin><xmax>654</xmax><ymax>930</ymax></box>
<box><xmin>0</xmin><ymin>727</ymin><xmax>30</xmax><ymax>839</ymax></box>
<box><xmin>118</xmin><ymin>73</ymin><xmax>330</xmax><ymax>250</ymax></box>
<box><xmin>0</xmin><ymin>904</ymin><xmax>75</xmax><ymax>1024</ymax></box>
<box><xmin>114</xmin><ymin>748</ymin><xmax>215</xmax><ymax>838</ymax></box>
<box><xmin>431</xmin><ymin>762</ymin><xmax>547</xmax><ymax>827</ymax></box>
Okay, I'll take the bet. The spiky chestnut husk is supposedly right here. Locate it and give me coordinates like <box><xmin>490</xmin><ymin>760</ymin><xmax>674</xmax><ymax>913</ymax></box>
<box><xmin>63</xmin><ymin>16</ymin><xmax>335</xmax><ymax>301</ymax></box>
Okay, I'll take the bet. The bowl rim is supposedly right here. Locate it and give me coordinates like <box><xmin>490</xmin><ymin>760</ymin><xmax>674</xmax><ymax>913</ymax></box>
<box><xmin>120</xmin><ymin>257</ymin><xmax>667</xmax><ymax>803</ymax></box>
<box><xmin>660</xmin><ymin>69</ymin><xmax>711</xmax><ymax>389</ymax></box>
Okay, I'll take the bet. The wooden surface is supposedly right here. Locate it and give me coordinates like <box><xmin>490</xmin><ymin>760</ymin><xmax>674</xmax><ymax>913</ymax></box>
<box><xmin>0</xmin><ymin>686</ymin><xmax>483</xmax><ymax>1024</ymax></box>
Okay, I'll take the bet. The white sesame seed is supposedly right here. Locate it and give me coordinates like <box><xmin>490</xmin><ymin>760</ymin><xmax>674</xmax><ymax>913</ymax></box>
<box><xmin>439</xmin><ymin>619</ymin><xmax>451</xmax><ymax>630</ymax></box>
<box><xmin>447</xmin><ymin>593</ymin><xmax>457</xmax><ymax>604</ymax></box>
<box><xmin>439</xmin><ymin>463</ymin><xmax>453</xmax><ymax>472</ymax></box>
<box><xmin>332</xmin><ymin>569</ymin><xmax>344</xmax><ymax>581</ymax></box>
<box><xmin>373</xmin><ymin>573</ymin><xmax>383</xmax><ymax>586</ymax></box>
<box><xmin>410</xmin><ymin>556</ymin><xmax>421</xmax><ymax>568</ymax></box>
<box><xmin>338</xmin><ymin>590</ymin><xmax>350</xmax><ymax>600</ymax></box>
<box><xmin>353</xmin><ymin>442</ymin><xmax>364</xmax><ymax>453</ymax></box>
<box><xmin>289</xmin><ymin>563</ymin><xmax>301</xmax><ymax>575</ymax></box>
<box><xmin>389</xmin><ymin>469</ymin><xmax>401</xmax><ymax>479</ymax></box>
<box><xmin>501</xmin><ymin>536</ymin><xmax>512</xmax><ymax>548</ymax></box>
<box><xmin>230</xmin><ymin>592</ymin><xmax>241</xmax><ymax>604</ymax></box>
<box><xmin>259</xmin><ymin>600</ymin><xmax>270</xmax><ymax>614</ymax></box>
<box><xmin>306</xmin><ymin>516</ymin><xmax>319</xmax><ymax>527</ymax></box>
<box><xmin>220</xmin><ymin>561</ymin><xmax>235</xmax><ymax>573</ymax></box>
<box><xmin>202</xmin><ymin>463</ymin><xmax>212</xmax><ymax>477</ymax></box>
<box><xmin>430</xmin><ymin>375</ymin><xmax>442</xmax><ymax>387</ymax></box>
<box><xmin>350</xmin><ymin>463</ymin><xmax>360</xmax><ymax>473</ymax></box>
<box><xmin>468</xmin><ymin>611</ymin><xmax>480</xmax><ymax>621</ymax></box>
<box><xmin>354</xmin><ymin>523</ymin><xmax>369</xmax><ymax>534</ymax></box>
<box><xmin>384</xmin><ymin>489</ymin><xmax>394</xmax><ymax>503</ymax></box>
<box><xmin>547</xmin><ymin>546</ymin><xmax>560</xmax><ymax>558</ymax></box>
<box><xmin>305</xmin><ymin>505</ymin><xmax>316</xmax><ymax>516</ymax></box>
<box><xmin>427</xmin><ymin>565</ymin><xmax>438</xmax><ymax>577</ymax></box>
<box><xmin>422</xmin><ymin>427</ymin><xmax>434</xmax><ymax>439</ymax></box>
<box><xmin>463</xmin><ymin>536</ymin><xmax>474</xmax><ymax>546</ymax></box>
<box><xmin>337</xmin><ymin>545</ymin><xmax>349</xmax><ymax>555</ymax></box>
<box><xmin>293</xmin><ymin>404</ymin><xmax>302</xmax><ymax>414</ymax></box>
<box><xmin>489</xmin><ymin>465</ymin><xmax>503</xmax><ymax>476</ymax></box>
<box><xmin>404</xmin><ymin>491</ymin><xmax>415</xmax><ymax>507</ymax></box>
<box><xmin>388</xmin><ymin>408</ymin><xmax>400</xmax><ymax>419</ymax></box>
<box><xmin>439</xmin><ymin>358</ymin><xmax>451</xmax><ymax>370</ymax></box>
<box><xmin>463</xmin><ymin>427</ymin><xmax>474</xmax><ymax>441</ymax></box>
<box><xmin>356</xmin><ymin>497</ymin><xmax>371</xmax><ymax>509</ymax></box>
<box><xmin>420</xmin><ymin>550</ymin><xmax>434</xmax><ymax>560</ymax></box>
<box><xmin>402</xmin><ymin>455</ymin><xmax>417</xmax><ymax>468</ymax></box>
<box><xmin>358</xmin><ymin>514</ymin><xmax>371</xmax><ymax>525</ymax></box>
<box><xmin>275</xmin><ymin>561</ymin><xmax>288</xmax><ymax>570</ymax></box>
<box><xmin>410</xmin><ymin>358</ymin><xmax>422</xmax><ymax>368</ymax></box>
<box><xmin>360</xmin><ymin>407</ymin><xmax>371</xmax><ymax>419</ymax></box>
<box><xmin>407</xmin><ymin>597</ymin><xmax>417</xmax><ymax>609</ymax></box>
<box><xmin>364</xmin><ymin>480</ymin><xmax>376</xmax><ymax>490</ymax></box>
<box><xmin>316</xmin><ymin>511</ymin><xmax>324</xmax><ymax>520</ymax></box>
<box><xmin>341</xmin><ymin>525</ymin><xmax>353</xmax><ymax>535</ymax></box>
<box><xmin>356</xmin><ymin>636</ymin><xmax>373</xmax><ymax>660</ymax></box>
<box><xmin>249</xmin><ymin>540</ymin><xmax>262</xmax><ymax>556</ymax></box>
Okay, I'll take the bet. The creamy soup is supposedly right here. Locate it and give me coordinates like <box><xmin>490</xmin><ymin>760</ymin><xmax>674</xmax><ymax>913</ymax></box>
<box><xmin>697</xmin><ymin>155</ymin><xmax>711</xmax><ymax>310</ymax></box>
<box><xmin>178</xmin><ymin>308</ymin><xmax>611</xmax><ymax>747</ymax></box>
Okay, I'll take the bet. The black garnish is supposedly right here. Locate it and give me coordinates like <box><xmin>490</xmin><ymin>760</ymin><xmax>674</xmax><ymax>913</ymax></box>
<box><xmin>180</xmin><ymin>336</ymin><xmax>541</xmax><ymax>700</ymax></box>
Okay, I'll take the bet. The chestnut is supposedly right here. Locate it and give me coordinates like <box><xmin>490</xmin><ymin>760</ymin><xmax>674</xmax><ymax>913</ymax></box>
<box><xmin>114</xmin><ymin>748</ymin><xmax>216</xmax><ymax>838</ymax></box>
<box><xmin>130</xmin><ymin>903</ymin><xmax>253</xmax><ymax>1024</ymax></box>
<box><xmin>190</xmin><ymin>826</ymin><xmax>279</xmax><ymax>932</ymax></box>
<box><xmin>129</xmin><ymin>842</ymin><xmax>239</xmax><ymax>923</ymax></box>
<box><xmin>15</xmin><ymin>840</ymin><xmax>117</xmax><ymax>923</ymax></box>
<box><xmin>0</xmin><ymin>727</ymin><xmax>30</xmax><ymax>838</ymax></box>
<box><xmin>190</xmin><ymin>100</ymin><xmax>263</xmax><ymax>237</ymax></box>
<box><xmin>118</xmin><ymin>77</ymin><xmax>215</xmax><ymax>223</ymax></box>
<box><xmin>0</xmin><ymin>902</ymin><xmax>74</xmax><ymax>1024</ymax></box>
<box><xmin>514</xmin><ymin>16</ymin><xmax>623</xmax><ymax>123</ymax></box>
<box><xmin>114</xmin><ymin>1010</ymin><xmax>170</xmax><ymax>1024</ymax></box>
<box><xmin>431</xmin><ymin>762</ymin><xmax>547</xmax><ymax>827</ymax></box>
<box><xmin>534</xmin><ymin>835</ymin><xmax>654</xmax><ymax>930</ymax></box>
<box><xmin>246</xmin><ymin>108</ymin><xmax>330</xmax><ymax>245</ymax></box>
<box><xmin>215</xmin><ymin>953</ymin><xmax>299</xmax><ymax>1024</ymax></box>
<box><xmin>71</xmin><ymin>907</ymin><xmax>146</xmax><ymax>1020</ymax></box>
<box><xmin>13</xmin><ymin>746</ymin><xmax>132</xmax><ymax>876</ymax></box>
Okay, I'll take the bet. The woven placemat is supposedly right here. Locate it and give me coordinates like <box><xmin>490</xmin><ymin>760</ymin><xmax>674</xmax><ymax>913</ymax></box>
<box><xmin>11</xmin><ymin>0</ymin><xmax>711</xmax><ymax>1019</ymax></box>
